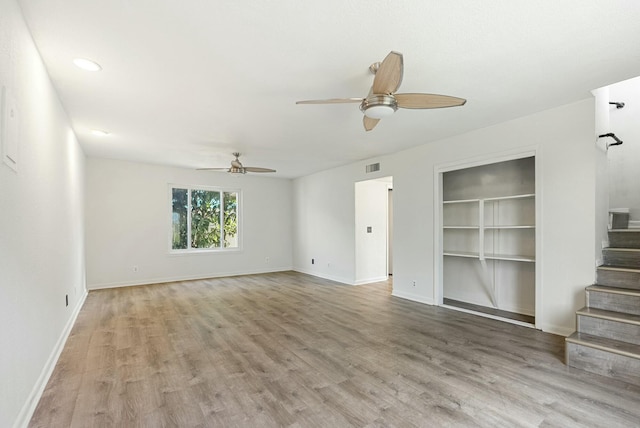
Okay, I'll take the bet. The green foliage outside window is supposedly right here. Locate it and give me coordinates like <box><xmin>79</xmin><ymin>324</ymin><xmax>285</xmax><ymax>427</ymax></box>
<box><xmin>172</xmin><ymin>188</ymin><xmax>188</xmax><ymax>249</ymax></box>
<box><xmin>191</xmin><ymin>189</ymin><xmax>221</xmax><ymax>248</ymax></box>
<box><xmin>171</xmin><ymin>187</ymin><xmax>239</xmax><ymax>250</ymax></box>
<box><xmin>223</xmin><ymin>192</ymin><xmax>238</xmax><ymax>248</ymax></box>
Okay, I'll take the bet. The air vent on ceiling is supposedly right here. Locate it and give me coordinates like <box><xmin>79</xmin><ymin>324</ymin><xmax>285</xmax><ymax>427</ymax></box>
<box><xmin>366</xmin><ymin>162</ymin><xmax>380</xmax><ymax>173</ymax></box>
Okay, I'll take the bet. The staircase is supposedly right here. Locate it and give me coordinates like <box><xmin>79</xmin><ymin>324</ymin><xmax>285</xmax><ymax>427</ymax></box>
<box><xmin>565</xmin><ymin>226</ymin><xmax>640</xmax><ymax>386</ymax></box>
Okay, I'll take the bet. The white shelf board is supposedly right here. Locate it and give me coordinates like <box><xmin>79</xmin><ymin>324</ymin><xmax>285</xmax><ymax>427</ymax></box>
<box><xmin>443</xmin><ymin>251</ymin><xmax>535</xmax><ymax>262</ymax></box>
<box><xmin>441</xmin><ymin>304</ymin><xmax>535</xmax><ymax>329</ymax></box>
<box><xmin>443</xmin><ymin>198</ymin><xmax>480</xmax><ymax>205</ymax></box>
<box><xmin>444</xmin><ymin>225</ymin><xmax>534</xmax><ymax>230</ymax></box>
<box><xmin>443</xmin><ymin>251</ymin><xmax>479</xmax><ymax>258</ymax></box>
<box><xmin>484</xmin><ymin>225</ymin><xmax>535</xmax><ymax>230</ymax></box>
<box><xmin>484</xmin><ymin>193</ymin><xmax>535</xmax><ymax>202</ymax></box>
<box><xmin>444</xmin><ymin>193</ymin><xmax>535</xmax><ymax>204</ymax></box>
<box><xmin>485</xmin><ymin>253</ymin><xmax>535</xmax><ymax>262</ymax></box>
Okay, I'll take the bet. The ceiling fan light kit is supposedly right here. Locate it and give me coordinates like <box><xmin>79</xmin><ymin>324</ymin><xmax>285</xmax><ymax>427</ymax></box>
<box><xmin>73</xmin><ymin>58</ymin><xmax>102</xmax><ymax>72</ymax></box>
<box><xmin>360</xmin><ymin>94</ymin><xmax>398</xmax><ymax>119</ymax></box>
<box><xmin>296</xmin><ymin>51</ymin><xmax>466</xmax><ymax>131</ymax></box>
<box><xmin>198</xmin><ymin>152</ymin><xmax>276</xmax><ymax>174</ymax></box>
<box><xmin>229</xmin><ymin>166</ymin><xmax>246</xmax><ymax>174</ymax></box>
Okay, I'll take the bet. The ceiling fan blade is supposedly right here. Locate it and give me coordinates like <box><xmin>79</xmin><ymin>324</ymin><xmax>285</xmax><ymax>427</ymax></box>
<box><xmin>363</xmin><ymin>116</ymin><xmax>380</xmax><ymax>131</ymax></box>
<box><xmin>296</xmin><ymin>98</ymin><xmax>363</xmax><ymax>104</ymax></box>
<box><xmin>197</xmin><ymin>167</ymin><xmax>230</xmax><ymax>171</ymax></box>
<box><xmin>244</xmin><ymin>167</ymin><xmax>276</xmax><ymax>173</ymax></box>
<box><xmin>395</xmin><ymin>93</ymin><xmax>467</xmax><ymax>109</ymax></box>
<box><xmin>372</xmin><ymin>51</ymin><xmax>403</xmax><ymax>95</ymax></box>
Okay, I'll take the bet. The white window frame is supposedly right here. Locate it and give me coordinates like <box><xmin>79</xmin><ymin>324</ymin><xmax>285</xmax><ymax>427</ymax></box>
<box><xmin>169</xmin><ymin>184</ymin><xmax>242</xmax><ymax>253</ymax></box>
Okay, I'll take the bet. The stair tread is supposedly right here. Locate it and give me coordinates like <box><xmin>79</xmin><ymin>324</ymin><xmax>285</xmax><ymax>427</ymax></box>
<box><xmin>576</xmin><ymin>306</ymin><xmax>640</xmax><ymax>325</ymax></box>
<box><xmin>587</xmin><ymin>285</ymin><xmax>640</xmax><ymax>296</ymax></box>
<box><xmin>604</xmin><ymin>248</ymin><xmax>640</xmax><ymax>252</ymax></box>
<box><xmin>609</xmin><ymin>229</ymin><xmax>640</xmax><ymax>233</ymax></box>
<box><xmin>597</xmin><ymin>265</ymin><xmax>640</xmax><ymax>272</ymax></box>
<box><xmin>566</xmin><ymin>332</ymin><xmax>640</xmax><ymax>360</ymax></box>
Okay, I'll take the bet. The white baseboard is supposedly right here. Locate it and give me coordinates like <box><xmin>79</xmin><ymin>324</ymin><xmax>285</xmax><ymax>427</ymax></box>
<box><xmin>629</xmin><ymin>220</ymin><xmax>640</xmax><ymax>229</ymax></box>
<box><xmin>292</xmin><ymin>268</ymin><xmax>354</xmax><ymax>285</ymax></box>
<box><xmin>14</xmin><ymin>289</ymin><xmax>88</xmax><ymax>428</ymax></box>
<box><xmin>391</xmin><ymin>289</ymin><xmax>434</xmax><ymax>305</ymax></box>
<box><xmin>354</xmin><ymin>276</ymin><xmax>388</xmax><ymax>285</ymax></box>
<box><xmin>88</xmin><ymin>266</ymin><xmax>293</xmax><ymax>290</ymax></box>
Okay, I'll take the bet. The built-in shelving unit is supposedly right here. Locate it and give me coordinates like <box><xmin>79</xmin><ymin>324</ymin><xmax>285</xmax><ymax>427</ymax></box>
<box><xmin>444</xmin><ymin>193</ymin><xmax>535</xmax><ymax>262</ymax></box>
<box><xmin>441</xmin><ymin>156</ymin><xmax>536</xmax><ymax>326</ymax></box>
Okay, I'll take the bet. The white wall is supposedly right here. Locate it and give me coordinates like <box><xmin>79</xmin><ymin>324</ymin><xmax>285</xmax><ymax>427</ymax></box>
<box><xmin>355</xmin><ymin>179</ymin><xmax>389</xmax><ymax>284</ymax></box>
<box><xmin>593</xmin><ymin>87</ymin><xmax>611</xmax><ymax>263</ymax></box>
<box><xmin>292</xmin><ymin>166</ymin><xmax>356</xmax><ymax>283</ymax></box>
<box><xmin>293</xmin><ymin>98</ymin><xmax>596</xmax><ymax>335</ymax></box>
<box><xmin>608</xmin><ymin>76</ymin><xmax>640</xmax><ymax>221</ymax></box>
<box><xmin>85</xmin><ymin>158</ymin><xmax>292</xmax><ymax>288</ymax></box>
<box><xmin>0</xmin><ymin>1</ymin><xmax>87</xmax><ymax>426</ymax></box>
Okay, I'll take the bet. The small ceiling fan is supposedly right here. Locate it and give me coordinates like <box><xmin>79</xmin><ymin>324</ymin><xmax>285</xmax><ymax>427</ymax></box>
<box><xmin>198</xmin><ymin>152</ymin><xmax>276</xmax><ymax>174</ymax></box>
<box><xmin>296</xmin><ymin>51</ymin><xmax>466</xmax><ymax>131</ymax></box>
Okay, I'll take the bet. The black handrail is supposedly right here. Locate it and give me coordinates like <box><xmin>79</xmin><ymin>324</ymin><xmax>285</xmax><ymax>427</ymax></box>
<box><xmin>598</xmin><ymin>133</ymin><xmax>623</xmax><ymax>148</ymax></box>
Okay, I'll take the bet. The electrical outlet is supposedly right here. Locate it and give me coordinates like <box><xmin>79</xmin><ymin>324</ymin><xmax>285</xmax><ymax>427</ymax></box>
<box><xmin>133</xmin><ymin>265</ymin><xmax>138</xmax><ymax>272</ymax></box>
<box><xmin>265</xmin><ymin>256</ymin><xmax>270</xmax><ymax>263</ymax></box>
<box><xmin>412</xmin><ymin>280</ymin><xmax>416</xmax><ymax>287</ymax></box>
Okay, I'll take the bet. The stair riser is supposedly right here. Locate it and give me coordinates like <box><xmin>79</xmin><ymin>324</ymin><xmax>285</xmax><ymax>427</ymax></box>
<box><xmin>566</xmin><ymin>342</ymin><xmax>640</xmax><ymax>387</ymax></box>
<box><xmin>588</xmin><ymin>290</ymin><xmax>640</xmax><ymax>316</ymax></box>
<box><xmin>608</xmin><ymin>231</ymin><xmax>640</xmax><ymax>249</ymax></box>
<box><xmin>603</xmin><ymin>249</ymin><xmax>640</xmax><ymax>268</ymax></box>
<box><xmin>577</xmin><ymin>316</ymin><xmax>640</xmax><ymax>345</ymax></box>
<box><xmin>596</xmin><ymin>269</ymin><xmax>640</xmax><ymax>290</ymax></box>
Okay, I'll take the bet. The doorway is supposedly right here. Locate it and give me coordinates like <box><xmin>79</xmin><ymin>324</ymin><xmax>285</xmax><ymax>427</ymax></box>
<box><xmin>354</xmin><ymin>176</ymin><xmax>393</xmax><ymax>284</ymax></box>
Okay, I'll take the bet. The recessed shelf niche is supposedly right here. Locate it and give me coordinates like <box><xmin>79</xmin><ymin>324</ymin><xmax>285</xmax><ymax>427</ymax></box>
<box><xmin>441</xmin><ymin>156</ymin><xmax>536</xmax><ymax>325</ymax></box>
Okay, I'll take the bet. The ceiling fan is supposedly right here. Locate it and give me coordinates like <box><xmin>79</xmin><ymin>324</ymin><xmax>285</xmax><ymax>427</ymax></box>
<box><xmin>198</xmin><ymin>152</ymin><xmax>276</xmax><ymax>174</ymax></box>
<box><xmin>296</xmin><ymin>51</ymin><xmax>466</xmax><ymax>131</ymax></box>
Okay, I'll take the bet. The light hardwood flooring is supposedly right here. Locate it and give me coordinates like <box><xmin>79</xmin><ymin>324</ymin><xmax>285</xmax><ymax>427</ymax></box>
<box><xmin>30</xmin><ymin>271</ymin><xmax>640</xmax><ymax>427</ymax></box>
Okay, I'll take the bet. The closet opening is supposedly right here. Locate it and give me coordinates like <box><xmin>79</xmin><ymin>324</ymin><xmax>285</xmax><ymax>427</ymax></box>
<box><xmin>436</xmin><ymin>154</ymin><xmax>538</xmax><ymax>327</ymax></box>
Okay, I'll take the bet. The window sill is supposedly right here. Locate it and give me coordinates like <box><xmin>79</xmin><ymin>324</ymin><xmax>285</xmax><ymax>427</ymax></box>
<box><xmin>168</xmin><ymin>248</ymin><xmax>243</xmax><ymax>256</ymax></box>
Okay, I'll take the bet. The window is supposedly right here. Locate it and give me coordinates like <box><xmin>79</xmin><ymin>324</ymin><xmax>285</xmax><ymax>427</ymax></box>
<box><xmin>171</xmin><ymin>186</ymin><xmax>240</xmax><ymax>251</ymax></box>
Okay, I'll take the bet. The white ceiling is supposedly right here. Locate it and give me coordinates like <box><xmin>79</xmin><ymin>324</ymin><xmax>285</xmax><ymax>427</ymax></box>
<box><xmin>17</xmin><ymin>0</ymin><xmax>640</xmax><ymax>178</ymax></box>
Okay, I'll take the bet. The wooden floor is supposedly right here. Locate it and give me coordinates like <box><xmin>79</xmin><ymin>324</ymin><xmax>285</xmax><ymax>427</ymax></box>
<box><xmin>30</xmin><ymin>272</ymin><xmax>640</xmax><ymax>427</ymax></box>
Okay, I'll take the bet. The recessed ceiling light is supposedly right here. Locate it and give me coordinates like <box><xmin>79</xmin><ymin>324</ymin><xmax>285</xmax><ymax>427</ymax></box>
<box><xmin>73</xmin><ymin>58</ymin><xmax>102</xmax><ymax>72</ymax></box>
<box><xmin>91</xmin><ymin>129</ymin><xmax>109</xmax><ymax>137</ymax></box>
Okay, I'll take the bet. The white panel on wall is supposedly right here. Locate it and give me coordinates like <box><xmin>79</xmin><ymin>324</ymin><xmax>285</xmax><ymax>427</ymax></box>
<box><xmin>292</xmin><ymin>165</ymin><xmax>358</xmax><ymax>284</ymax></box>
